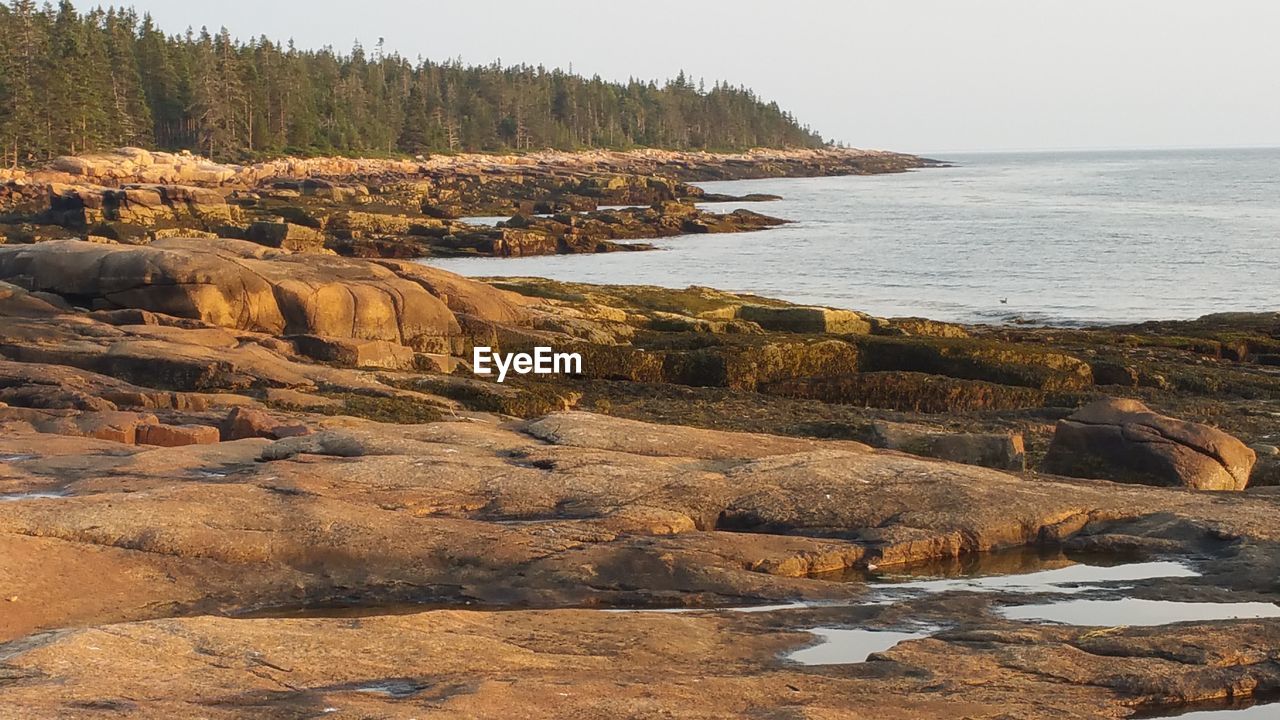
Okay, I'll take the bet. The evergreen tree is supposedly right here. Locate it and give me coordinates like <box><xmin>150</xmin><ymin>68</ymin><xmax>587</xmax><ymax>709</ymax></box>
<box><xmin>0</xmin><ymin>3</ymin><xmax>826</xmax><ymax>163</ymax></box>
<box><xmin>3</xmin><ymin>0</ymin><xmax>43</xmax><ymax>165</ymax></box>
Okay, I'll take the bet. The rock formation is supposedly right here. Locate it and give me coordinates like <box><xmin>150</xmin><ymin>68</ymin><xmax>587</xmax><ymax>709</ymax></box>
<box><xmin>0</xmin><ymin>238</ymin><xmax>526</xmax><ymax>355</ymax></box>
<box><xmin>1043</xmin><ymin>397</ymin><xmax>1256</xmax><ymax>490</ymax></box>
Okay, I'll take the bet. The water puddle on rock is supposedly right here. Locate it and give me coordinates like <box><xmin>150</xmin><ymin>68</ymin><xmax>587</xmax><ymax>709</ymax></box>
<box><xmin>871</xmin><ymin>558</ymin><xmax>1199</xmax><ymax>597</ymax></box>
<box><xmin>1001</xmin><ymin>599</ymin><xmax>1280</xmax><ymax>626</ymax></box>
<box><xmin>784</xmin><ymin>626</ymin><xmax>937</xmax><ymax>665</ymax></box>
<box><xmin>788</xmin><ymin>549</ymin><xmax>1225</xmax><ymax>666</ymax></box>
<box><xmin>343</xmin><ymin>679</ymin><xmax>429</xmax><ymax>699</ymax></box>
<box><xmin>1137</xmin><ymin>695</ymin><xmax>1280</xmax><ymax>719</ymax></box>
<box><xmin>0</xmin><ymin>490</ymin><xmax>69</xmax><ymax>502</ymax></box>
<box><xmin>847</xmin><ymin>546</ymin><xmax>1188</xmax><ymax>588</ymax></box>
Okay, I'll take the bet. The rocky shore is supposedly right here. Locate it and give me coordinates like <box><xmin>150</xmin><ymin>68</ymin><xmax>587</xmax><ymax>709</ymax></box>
<box><xmin>0</xmin><ymin>147</ymin><xmax>934</xmax><ymax>260</ymax></box>
<box><xmin>1</xmin><ymin>150</ymin><xmax>1279</xmax><ymax>719</ymax></box>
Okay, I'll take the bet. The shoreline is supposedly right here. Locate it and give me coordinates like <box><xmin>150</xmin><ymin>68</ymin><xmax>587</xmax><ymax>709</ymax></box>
<box><xmin>426</xmin><ymin>265</ymin><xmax>1275</xmax><ymax>331</ymax></box>
<box><xmin>0</xmin><ymin>146</ymin><xmax>932</xmax><ymax>261</ymax></box>
<box><xmin>0</xmin><ymin>145</ymin><xmax>937</xmax><ymax>189</ymax></box>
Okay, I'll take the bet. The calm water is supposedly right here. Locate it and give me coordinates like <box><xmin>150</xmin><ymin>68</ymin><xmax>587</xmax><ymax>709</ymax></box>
<box><xmin>424</xmin><ymin>148</ymin><xmax>1280</xmax><ymax>326</ymax></box>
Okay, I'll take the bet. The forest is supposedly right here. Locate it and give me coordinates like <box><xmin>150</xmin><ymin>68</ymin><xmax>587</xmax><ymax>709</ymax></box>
<box><xmin>0</xmin><ymin>1</ymin><xmax>827</xmax><ymax>165</ymax></box>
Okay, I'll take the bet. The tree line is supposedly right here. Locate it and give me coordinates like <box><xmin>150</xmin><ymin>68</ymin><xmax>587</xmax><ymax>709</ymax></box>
<box><xmin>0</xmin><ymin>1</ymin><xmax>826</xmax><ymax>165</ymax></box>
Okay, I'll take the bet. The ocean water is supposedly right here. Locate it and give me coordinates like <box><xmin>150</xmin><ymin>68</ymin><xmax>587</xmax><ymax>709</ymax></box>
<box><xmin>422</xmin><ymin>148</ymin><xmax>1280</xmax><ymax>326</ymax></box>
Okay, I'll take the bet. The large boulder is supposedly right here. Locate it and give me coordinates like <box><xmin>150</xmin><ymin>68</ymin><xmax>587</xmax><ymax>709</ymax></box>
<box><xmin>1042</xmin><ymin>398</ymin><xmax>1256</xmax><ymax>490</ymax></box>
<box><xmin>245</xmin><ymin>221</ymin><xmax>327</xmax><ymax>253</ymax></box>
<box><xmin>290</xmin><ymin>334</ymin><xmax>416</xmax><ymax>370</ymax></box>
<box><xmin>0</xmin><ymin>238</ymin><xmax>502</xmax><ymax>352</ymax></box>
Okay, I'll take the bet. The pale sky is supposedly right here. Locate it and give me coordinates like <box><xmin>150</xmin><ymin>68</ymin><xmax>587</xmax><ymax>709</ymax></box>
<box><xmin>80</xmin><ymin>0</ymin><xmax>1280</xmax><ymax>154</ymax></box>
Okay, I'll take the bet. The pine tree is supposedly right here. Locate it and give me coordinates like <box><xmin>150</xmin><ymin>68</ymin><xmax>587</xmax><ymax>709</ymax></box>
<box><xmin>4</xmin><ymin>0</ymin><xmax>43</xmax><ymax>164</ymax></box>
<box><xmin>103</xmin><ymin>7</ymin><xmax>152</xmax><ymax>147</ymax></box>
<box><xmin>0</xmin><ymin>3</ymin><xmax>825</xmax><ymax>163</ymax></box>
<box><xmin>136</xmin><ymin>13</ymin><xmax>183</xmax><ymax>148</ymax></box>
<box><xmin>191</xmin><ymin>27</ymin><xmax>246</xmax><ymax>159</ymax></box>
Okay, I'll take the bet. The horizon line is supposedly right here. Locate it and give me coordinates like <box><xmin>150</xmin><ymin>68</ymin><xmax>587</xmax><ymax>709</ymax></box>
<box><xmin>903</xmin><ymin>143</ymin><xmax>1280</xmax><ymax>157</ymax></box>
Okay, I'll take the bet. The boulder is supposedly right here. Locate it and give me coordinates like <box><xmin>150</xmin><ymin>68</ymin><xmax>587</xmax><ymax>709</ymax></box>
<box><xmin>0</xmin><ymin>359</ymin><xmax>221</xmax><ymax>413</ymax></box>
<box><xmin>0</xmin><ymin>239</ymin><xmax>468</xmax><ymax>351</ymax></box>
<box><xmin>136</xmin><ymin>423</ymin><xmax>221</xmax><ymax>447</ymax></box>
<box><xmin>855</xmin><ymin>336</ymin><xmax>1094</xmax><ymax>392</ymax></box>
<box><xmin>245</xmin><ymin>221</ymin><xmax>327</xmax><ymax>252</ymax></box>
<box><xmin>420</xmin><ymin>202</ymin><xmax>462</xmax><ymax>219</ymax></box>
<box><xmin>737</xmin><ymin>305</ymin><xmax>872</xmax><ymax>335</ymax></box>
<box><xmin>1092</xmin><ymin>361</ymin><xmax>1141</xmax><ymax>387</ymax></box>
<box><xmin>1043</xmin><ymin>398</ymin><xmax>1256</xmax><ymax>491</ymax></box>
<box><xmin>0</xmin><ymin>407</ymin><xmax>159</xmax><ymax>444</ymax></box>
<box><xmin>219</xmin><ymin>407</ymin><xmax>306</xmax><ymax>441</ymax></box>
<box><xmin>290</xmin><ymin>334</ymin><xmax>416</xmax><ymax>370</ymax></box>
<box><xmin>0</xmin><ymin>281</ymin><xmax>66</xmax><ymax>318</ymax></box>
<box><xmin>881</xmin><ymin>317</ymin><xmax>971</xmax><ymax>338</ymax></box>
<box><xmin>869</xmin><ymin>420</ymin><xmax>1027</xmax><ymax>471</ymax></box>
<box><xmin>414</xmin><ymin>352</ymin><xmax>467</xmax><ymax>373</ymax></box>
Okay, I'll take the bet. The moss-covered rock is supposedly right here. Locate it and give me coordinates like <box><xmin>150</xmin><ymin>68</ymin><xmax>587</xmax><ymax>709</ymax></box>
<box><xmin>404</xmin><ymin>375</ymin><xmax>579</xmax><ymax>417</ymax></box>
<box><xmin>764</xmin><ymin>372</ymin><xmax>1049</xmax><ymax>413</ymax></box>
<box><xmin>854</xmin><ymin>336</ymin><xmax>1093</xmax><ymax>391</ymax></box>
<box><xmin>661</xmin><ymin>340</ymin><xmax>860</xmax><ymax>391</ymax></box>
<box><xmin>308</xmin><ymin>392</ymin><xmax>445</xmax><ymax>424</ymax></box>
<box><xmin>877</xmin><ymin>317</ymin><xmax>971</xmax><ymax>338</ymax></box>
<box><xmin>738</xmin><ymin>304</ymin><xmax>872</xmax><ymax>335</ymax></box>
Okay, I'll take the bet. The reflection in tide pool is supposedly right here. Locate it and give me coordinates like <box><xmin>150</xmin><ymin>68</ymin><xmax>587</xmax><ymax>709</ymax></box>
<box><xmin>785</xmin><ymin>626</ymin><xmax>937</xmax><ymax>665</ymax></box>
<box><xmin>1139</xmin><ymin>696</ymin><xmax>1280</xmax><ymax>719</ymax></box>
<box><xmin>1161</xmin><ymin>707</ymin><xmax>1277</xmax><ymax>720</ymax></box>
<box><xmin>459</xmin><ymin>216</ymin><xmax>508</xmax><ymax>227</ymax></box>
<box><xmin>1000</xmin><ymin>599</ymin><xmax>1280</xmax><ymax>626</ymax></box>
<box><xmin>0</xmin><ymin>490</ymin><xmax>68</xmax><ymax>502</ymax></box>
<box><xmin>878</xmin><ymin>560</ymin><xmax>1198</xmax><ymax>596</ymax></box>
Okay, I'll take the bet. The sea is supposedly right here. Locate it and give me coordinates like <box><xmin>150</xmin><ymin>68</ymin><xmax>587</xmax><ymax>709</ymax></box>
<box><xmin>421</xmin><ymin>148</ymin><xmax>1280</xmax><ymax>327</ymax></box>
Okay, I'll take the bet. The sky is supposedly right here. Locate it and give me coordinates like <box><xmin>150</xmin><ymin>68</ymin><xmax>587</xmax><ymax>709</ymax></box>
<box><xmin>76</xmin><ymin>0</ymin><xmax>1280</xmax><ymax>154</ymax></box>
